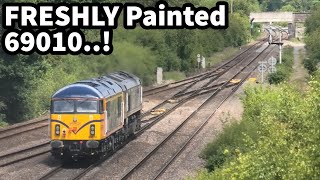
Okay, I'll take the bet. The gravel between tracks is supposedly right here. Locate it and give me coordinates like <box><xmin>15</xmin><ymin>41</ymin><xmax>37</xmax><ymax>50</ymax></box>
<box><xmin>129</xmin><ymin>88</ymin><xmax>233</xmax><ymax>180</ymax></box>
<box><xmin>80</xmin><ymin>94</ymin><xmax>210</xmax><ymax>180</ymax></box>
<box><xmin>79</xmin><ymin>42</ymin><xmax>269</xmax><ymax>180</ymax></box>
<box><xmin>157</xmin><ymin>44</ymin><xmax>278</xmax><ymax>179</ymax></box>
<box><xmin>158</xmin><ymin>84</ymin><xmax>245</xmax><ymax>180</ymax></box>
<box><xmin>0</xmin><ymin>126</ymin><xmax>49</xmax><ymax>152</ymax></box>
<box><xmin>0</xmin><ymin>153</ymin><xmax>60</xmax><ymax>180</ymax></box>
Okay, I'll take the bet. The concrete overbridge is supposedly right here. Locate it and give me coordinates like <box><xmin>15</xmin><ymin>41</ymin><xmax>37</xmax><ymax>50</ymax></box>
<box><xmin>249</xmin><ymin>12</ymin><xmax>310</xmax><ymax>37</ymax></box>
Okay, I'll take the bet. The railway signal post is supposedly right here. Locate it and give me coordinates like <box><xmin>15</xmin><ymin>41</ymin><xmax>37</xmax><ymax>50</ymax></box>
<box><xmin>258</xmin><ymin>61</ymin><xmax>268</xmax><ymax>83</ymax></box>
<box><xmin>197</xmin><ymin>54</ymin><xmax>201</xmax><ymax>69</ymax></box>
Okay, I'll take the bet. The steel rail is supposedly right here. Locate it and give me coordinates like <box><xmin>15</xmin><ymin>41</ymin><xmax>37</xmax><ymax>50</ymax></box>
<box><xmin>120</xmin><ymin>43</ymin><xmax>275</xmax><ymax>180</ymax></box>
<box><xmin>152</xmin><ymin>45</ymin><xmax>278</xmax><ymax>180</ymax></box>
<box><xmin>0</xmin><ymin>150</ymin><xmax>50</xmax><ymax>167</ymax></box>
<box><xmin>138</xmin><ymin>39</ymin><xmax>268</xmax><ymax>135</ymax></box>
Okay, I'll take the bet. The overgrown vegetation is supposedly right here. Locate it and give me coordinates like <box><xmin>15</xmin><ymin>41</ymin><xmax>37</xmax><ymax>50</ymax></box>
<box><xmin>198</xmin><ymin>76</ymin><xmax>320</xmax><ymax>179</ymax></box>
<box><xmin>259</xmin><ymin>0</ymin><xmax>316</xmax><ymax>12</ymax></box>
<box><xmin>268</xmin><ymin>46</ymin><xmax>294</xmax><ymax>84</ymax></box>
<box><xmin>163</xmin><ymin>71</ymin><xmax>186</xmax><ymax>81</ymax></box>
<box><xmin>304</xmin><ymin>4</ymin><xmax>320</xmax><ymax>74</ymax></box>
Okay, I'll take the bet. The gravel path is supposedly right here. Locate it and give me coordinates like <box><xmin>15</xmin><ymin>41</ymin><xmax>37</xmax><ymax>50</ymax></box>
<box><xmin>288</xmin><ymin>42</ymin><xmax>308</xmax><ymax>87</ymax></box>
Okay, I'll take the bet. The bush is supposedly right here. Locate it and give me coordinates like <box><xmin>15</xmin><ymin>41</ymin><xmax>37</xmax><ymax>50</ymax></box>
<box><xmin>201</xmin><ymin>118</ymin><xmax>260</xmax><ymax>171</ymax></box>
<box><xmin>163</xmin><ymin>71</ymin><xmax>186</xmax><ymax>81</ymax></box>
<box><xmin>304</xmin><ymin>57</ymin><xmax>318</xmax><ymax>74</ymax></box>
<box><xmin>268</xmin><ymin>66</ymin><xmax>287</xmax><ymax>84</ymax></box>
<box><xmin>268</xmin><ymin>46</ymin><xmax>294</xmax><ymax>84</ymax></box>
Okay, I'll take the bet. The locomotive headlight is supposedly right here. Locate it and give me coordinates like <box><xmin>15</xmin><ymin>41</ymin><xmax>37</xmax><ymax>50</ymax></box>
<box><xmin>55</xmin><ymin>125</ymin><xmax>60</xmax><ymax>135</ymax></box>
<box><xmin>90</xmin><ymin>125</ymin><xmax>95</xmax><ymax>135</ymax></box>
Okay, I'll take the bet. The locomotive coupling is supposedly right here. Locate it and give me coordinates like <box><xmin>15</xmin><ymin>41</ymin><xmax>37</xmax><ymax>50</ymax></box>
<box><xmin>86</xmin><ymin>140</ymin><xmax>99</xmax><ymax>148</ymax></box>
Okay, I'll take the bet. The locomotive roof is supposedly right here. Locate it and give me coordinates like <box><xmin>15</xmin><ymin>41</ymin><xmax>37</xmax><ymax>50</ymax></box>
<box><xmin>106</xmin><ymin>71</ymin><xmax>141</xmax><ymax>90</ymax></box>
<box><xmin>52</xmin><ymin>71</ymin><xmax>141</xmax><ymax>99</ymax></box>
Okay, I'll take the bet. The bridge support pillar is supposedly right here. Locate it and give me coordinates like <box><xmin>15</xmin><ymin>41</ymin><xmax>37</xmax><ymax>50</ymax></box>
<box><xmin>288</xmin><ymin>23</ymin><xmax>296</xmax><ymax>38</ymax></box>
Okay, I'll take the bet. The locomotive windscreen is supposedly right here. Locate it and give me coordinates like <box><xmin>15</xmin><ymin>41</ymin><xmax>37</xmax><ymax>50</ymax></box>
<box><xmin>77</xmin><ymin>100</ymin><xmax>98</xmax><ymax>113</ymax></box>
<box><xmin>52</xmin><ymin>100</ymin><xmax>99</xmax><ymax>113</ymax></box>
<box><xmin>53</xmin><ymin>100</ymin><xmax>74</xmax><ymax>113</ymax></box>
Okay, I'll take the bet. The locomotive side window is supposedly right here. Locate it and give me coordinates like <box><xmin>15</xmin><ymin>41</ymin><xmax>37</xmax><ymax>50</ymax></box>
<box><xmin>53</xmin><ymin>100</ymin><xmax>74</xmax><ymax>113</ymax></box>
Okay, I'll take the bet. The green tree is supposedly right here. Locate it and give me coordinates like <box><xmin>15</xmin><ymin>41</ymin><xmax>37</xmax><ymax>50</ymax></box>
<box><xmin>280</xmin><ymin>4</ymin><xmax>297</xmax><ymax>11</ymax></box>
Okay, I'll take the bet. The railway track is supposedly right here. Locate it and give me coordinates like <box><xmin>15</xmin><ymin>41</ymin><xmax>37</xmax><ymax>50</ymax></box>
<box><xmin>139</xmin><ymin>39</ymin><xmax>268</xmax><ymax>131</ymax></box>
<box><xmin>152</xmin><ymin>45</ymin><xmax>279</xmax><ymax>180</ymax></box>
<box><xmin>119</xmin><ymin>43</ymin><xmax>277</xmax><ymax>180</ymax></box>
<box><xmin>0</xmin><ymin>38</ymin><xmax>266</xmax><ymax>142</ymax></box>
<box><xmin>141</xmin><ymin>38</ymin><xmax>268</xmax><ymax>97</ymax></box>
<box><xmin>0</xmin><ymin>81</ymin><xmax>221</xmax><ymax>167</ymax></box>
<box><xmin>0</xmin><ymin>38</ymin><xmax>277</xmax><ymax>179</ymax></box>
<box><xmin>0</xmin><ymin>116</ymin><xmax>48</xmax><ymax>141</ymax></box>
<box><xmin>0</xmin><ymin>141</ymin><xmax>50</xmax><ymax>167</ymax></box>
<box><xmin>36</xmin><ymin>40</ymin><xmax>276</xmax><ymax>180</ymax></box>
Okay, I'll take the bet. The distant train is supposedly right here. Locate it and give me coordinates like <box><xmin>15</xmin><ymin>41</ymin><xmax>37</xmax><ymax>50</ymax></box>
<box><xmin>49</xmin><ymin>71</ymin><xmax>142</xmax><ymax>160</ymax></box>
